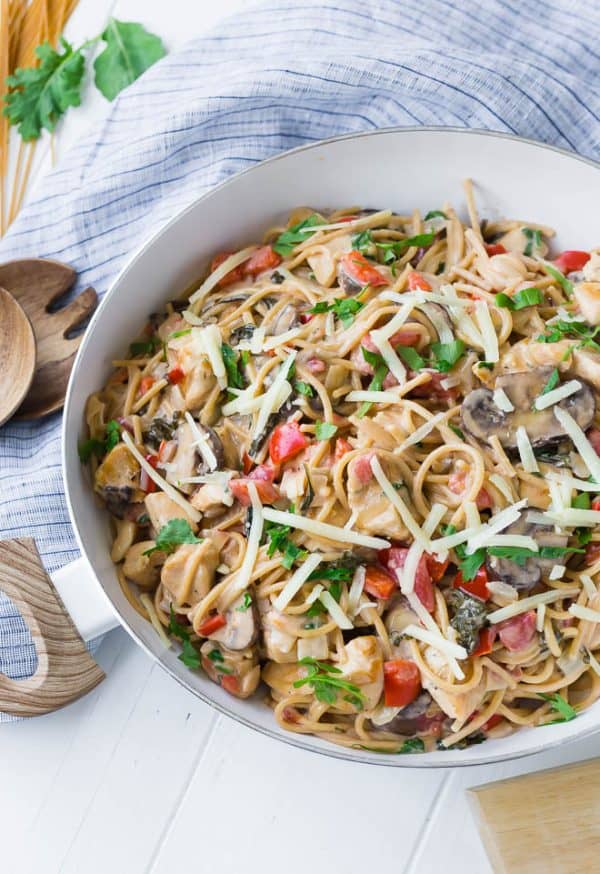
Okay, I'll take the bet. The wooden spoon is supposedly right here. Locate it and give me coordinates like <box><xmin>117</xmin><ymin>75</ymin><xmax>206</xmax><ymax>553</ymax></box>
<box><xmin>0</xmin><ymin>288</ymin><xmax>36</xmax><ymax>427</ymax></box>
<box><xmin>0</xmin><ymin>259</ymin><xmax>97</xmax><ymax>419</ymax></box>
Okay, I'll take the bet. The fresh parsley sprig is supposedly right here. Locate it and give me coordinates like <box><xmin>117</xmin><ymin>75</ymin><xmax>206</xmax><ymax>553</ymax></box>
<box><xmin>523</xmin><ymin>227</ymin><xmax>543</xmax><ymax>257</ymax></box>
<box><xmin>538</xmin><ymin>692</ymin><xmax>577</xmax><ymax>723</ymax></box>
<box><xmin>168</xmin><ymin>606</ymin><xmax>201</xmax><ymax>669</ymax></box>
<box><xmin>3</xmin><ymin>19</ymin><xmax>166</xmax><ymax>141</ymax></box>
<box><xmin>309</xmin><ymin>297</ymin><xmax>364</xmax><ymax>328</ymax></box>
<box><xmin>495</xmin><ymin>287</ymin><xmax>544</xmax><ymax>311</ymax></box>
<box><xmin>293</xmin><ymin>658</ymin><xmax>365</xmax><ymax>709</ymax></box>
<box><xmin>265</xmin><ymin>521</ymin><xmax>307</xmax><ymax>569</ymax></box>
<box><xmin>143</xmin><ymin>519</ymin><xmax>201</xmax><ymax>556</ymax></box>
<box><xmin>78</xmin><ymin>419</ymin><xmax>120</xmax><ymax>463</ymax></box>
<box><xmin>357</xmin><ymin>347</ymin><xmax>388</xmax><ymax>417</ymax></box>
<box><xmin>272</xmin><ymin>214</ymin><xmax>323</xmax><ymax>257</ymax></box>
<box><xmin>221</xmin><ymin>342</ymin><xmax>246</xmax><ymax>392</ymax></box>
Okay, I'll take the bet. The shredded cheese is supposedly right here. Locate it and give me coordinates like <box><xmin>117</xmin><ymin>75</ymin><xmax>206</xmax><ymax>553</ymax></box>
<box><xmin>399</xmin><ymin>540</ymin><xmax>425</xmax><ymax>595</ymax></box>
<box><xmin>370</xmin><ymin>456</ymin><xmax>430</xmax><ymax>548</ymax></box>
<box><xmin>516</xmin><ymin>426</ymin><xmax>539</xmax><ymax>473</ymax></box>
<box><xmin>586</xmin><ymin>648</ymin><xmax>600</xmax><ymax>677</ymax></box>
<box><xmin>554</xmin><ymin>405</ymin><xmax>600</xmax><ymax>484</ymax></box>
<box><xmin>549</xmin><ymin>564</ymin><xmax>566</xmax><ymax>580</ymax></box>
<box><xmin>569</xmin><ymin>603</ymin><xmax>600</xmax><ymax>623</ymax></box>
<box><xmin>218</xmin><ymin>482</ymin><xmax>263</xmax><ymax>609</ymax></box>
<box><xmin>370</xmin><ymin>331</ymin><xmax>407</xmax><ymax>385</ymax></box>
<box><xmin>348</xmin><ymin>566</ymin><xmax>366</xmax><ymax>617</ymax></box>
<box><xmin>273</xmin><ymin>553</ymin><xmax>323</xmax><ymax>612</ymax></box>
<box><xmin>493</xmin><ymin>388</ymin><xmax>514</xmax><ymax>412</ymax></box>
<box><xmin>263</xmin><ymin>327</ymin><xmax>304</xmax><ymax>351</ymax></box>
<box><xmin>489</xmin><ymin>473</ymin><xmax>514</xmax><ymax>502</ymax></box>
<box><xmin>306</xmin><ymin>584</ymin><xmax>324</xmax><ymax>605</ymax></box>
<box><xmin>488</xmin><ymin>587</ymin><xmax>579</xmax><ymax>624</ymax></box>
<box><xmin>464</xmin><ymin>501</ymin><xmax>481</xmax><ymax>531</ymax></box>
<box><xmin>405</xmin><ymin>594</ymin><xmax>465</xmax><ymax>680</ymax></box>
<box><xmin>423</xmin><ymin>503</ymin><xmax>447</xmax><ymax>538</ymax></box>
<box><xmin>251</xmin><ymin>352</ymin><xmax>296</xmax><ymax>445</ymax></box>
<box><xmin>482</xmin><ymin>534</ymin><xmax>538</xmax><ymax>551</ymax></box>
<box><xmin>544</xmin><ymin>508</ymin><xmax>600</xmax><ymax>527</ymax></box>
<box><xmin>475</xmin><ymin>301</ymin><xmax>499</xmax><ymax>362</ymax></box>
<box><xmin>536</xmin><ymin>603</ymin><xmax>546</xmax><ymax>632</ymax></box>
<box><xmin>261</xmin><ymin>507</ymin><xmax>390</xmax><ymax>550</ymax></box>
<box><xmin>320</xmin><ymin>590</ymin><xmax>353</xmax><ymax>630</ymax></box>
<box><xmin>344</xmin><ymin>390</ymin><xmax>400</xmax><ymax>404</ymax></box>
<box><xmin>403</xmin><ymin>623</ymin><xmax>467</xmax><ymax>660</ymax></box>
<box><xmin>534</xmin><ymin>380</ymin><xmax>582</xmax><ymax>411</ymax></box>
<box><xmin>121</xmin><ymin>431</ymin><xmax>201</xmax><ymax>522</ymax></box>
<box><xmin>374</xmin><ymin>301</ymin><xmax>415</xmax><ymax>341</ymax></box>
<box><xmin>397</xmin><ymin>411</ymin><xmax>448</xmax><ymax>452</ymax></box>
<box><xmin>184</xmin><ymin>411</ymin><xmax>217</xmax><ymax>471</ymax></box>
<box><xmin>580</xmin><ymin>573</ymin><xmax>597</xmax><ymax>599</ymax></box>
<box><xmin>464</xmin><ymin>499</ymin><xmax>528</xmax><ymax>554</ymax></box>
<box><xmin>417</xmin><ymin>302</ymin><xmax>454</xmax><ymax>344</ymax></box>
<box><xmin>486</xmin><ymin>580</ymin><xmax>518</xmax><ymax>603</ymax></box>
<box><xmin>296</xmin><ymin>210</ymin><xmax>393</xmax><ymax>235</ymax></box>
<box><xmin>188</xmin><ymin>246</ymin><xmax>257</xmax><ymax>308</ymax></box>
<box><xmin>546</xmin><ymin>471</ymin><xmax>600</xmax><ymax>492</ymax></box>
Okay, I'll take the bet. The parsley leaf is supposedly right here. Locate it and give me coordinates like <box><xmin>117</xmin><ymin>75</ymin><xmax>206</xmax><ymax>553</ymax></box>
<box><xmin>537</xmin><ymin>319</ymin><xmax>600</xmax><ymax>350</ymax></box>
<box><xmin>293</xmin><ymin>658</ymin><xmax>365</xmax><ymax>709</ymax></box>
<box><xmin>168</xmin><ymin>606</ymin><xmax>201</xmax><ymax>669</ymax></box>
<box><xmin>424</xmin><ymin>210</ymin><xmax>447</xmax><ymax>221</ymax></box>
<box><xmin>430</xmin><ymin>339</ymin><xmax>466</xmax><ymax>372</ymax></box>
<box><xmin>538</xmin><ymin>692</ymin><xmax>577</xmax><ymax>723</ymax></box>
<box><xmin>523</xmin><ymin>227</ymin><xmax>542</xmax><ymax>257</ymax></box>
<box><xmin>273</xmin><ymin>214</ymin><xmax>323</xmax><ymax>257</ymax></box>
<box><xmin>307</xmin><ymin>566</ymin><xmax>353</xmax><ymax>583</ymax></box>
<box><xmin>357</xmin><ymin>347</ymin><xmax>388</xmax><ymax>417</ymax></box>
<box><xmin>572</xmin><ymin>492</ymin><xmax>591</xmax><ymax>510</ymax></box>
<box><xmin>306</xmin><ymin>578</ymin><xmax>344</xmax><ymax>616</ymax></box>
<box><xmin>375</xmin><ymin>233</ymin><xmax>436</xmax><ymax>263</ymax></box>
<box><xmin>540</xmin><ymin>367</ymin><xmax>560</xmax><ymax>397</ymax></box>
<box><xmin>352</xmin><ymin>230</ymin><xmax>374</xmax><ymax>255</ymax></box>
<box><xmin>495</xmin><ymin>287</ymin><xmax>544</xmax><ymax>310</ymax></box>
<box><xmin>309</xmin><ymin>297</ymin><xmax>364</xmax><ymax>328</ymax></box>
<box><xmin>130</xmin><ymin>337</ymin><xmax>161</xmax><ymax>356</ymax></box>
<box><xmin>397</xmin><ymin>346</ymin><xmax>425</xmax><ymax>370</ymax></box>
<box><xmin>265</xmin><ymin>521</ymin><xmax>307</xmax><ymax>570</ymax></box>
<box><xmin>236</xmin><ymin>592</ymin><xmax>253</xmax><ymax>612</ymax></box>
<box><xmin>78</xmin><ymin>419</ymin><xmax>121</xmax><ymax>462</ymax></box>
<box><xmin>399</xmin><ymin>737</ymin><xmax>425</xmax><ymax>753</ymax></box>
<box><xmin>206</xmin><ymin>648</ymin><xmax>233</xmax><ymax>673</ymax></box>
<box><xmin>144</xmin><ymin>519</ymin><xmax>201</xmax><ymax>556</ymax></box>
<box><xmin>3</xmin><ymin>38</ymin><xmax>86</xmax><ymax>141</ymax></box>
<box><xmin>93</xmin><ymin>18</ymin><xmax>166</xmax><ymax>101</ymax></box>
<box><xmin>449</xmin><ymin>423</ymin><xmax>465</xmax><ymax>440</ymax></box>
<box><xmin>543</xmin><ymin>263</ymin><xmax>574</xmax><ymax>297</ymax></box>
<box><xmin>221</xmin><ymin>342</ymin><xmax>245</xmax><ymax>390</ymax></box>
<box><xmin>315</xmin><ymin>421</ymin><xmax>338</xmax><ymax>441</ymax></box>
<box><xmin>457</xmin><ymin>547</ymin><xmax>487</xmax><ymax>580</ymax></box>
<box><xmin>294</xmin><ymin>380</ymin><xmax>314</xmax><ymax>397</ymax></box>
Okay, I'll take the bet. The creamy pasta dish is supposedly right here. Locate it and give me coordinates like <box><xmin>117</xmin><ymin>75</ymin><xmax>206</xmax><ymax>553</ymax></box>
<box><xmin>81</xmin><ymin>182</ymin><xmax>600</xmax><ymax>752</ymax></box>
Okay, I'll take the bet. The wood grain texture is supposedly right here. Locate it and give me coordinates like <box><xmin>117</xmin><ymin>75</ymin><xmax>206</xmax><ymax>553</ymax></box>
<box><xmin>0</xmin><ymin>258</ymin><xmax>97</xmax><ymax>418</ymax></box>
<box><xmin>0</xmin><ymin>287</ymin><xmax>36</xmax><ymax>425</ymax></box>
<box><xmin>0</xmin><ymin>538</ymin><xmax>104</xmax><ymax>716</ymax></box>
<box><xmin>468</xmin><ymin>758</ymin><xmax>600</xmax><ymax>874</ymax></box>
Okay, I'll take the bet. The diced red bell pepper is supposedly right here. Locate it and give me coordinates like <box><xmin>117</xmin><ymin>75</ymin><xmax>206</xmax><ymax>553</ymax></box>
<box><xmin>140</xmin><ymin>454</ymin><xmax>158</xmax><ymax>493</ymax></box>
<box><xmin>472</xmin><ymin>626</ymin><xmax>496</xmax><ymax>657</ymax></box>
<box><xmin>390</xmin><ymin>327</ymin><xmax>422</xmax><ymax>347</ymax></box>
<box><xmin>409</xmin><ymin>370</ymin><xmax>459</xmax><ymax>401</ymax></box>
<box><xmin>453</xmin><ymin>566</ymin><xmax>490</xmax><ymax>602</ymax></box>
<box><xmin>587</xmin><ymin>428</ymin><xmax>600</xmax><ymax>457</ymax></box>
<box><xmin>242</xmin><ymin>452</ymin><xmax>254</xmax><ymax>475</ymax></box>
<box><xmin>221</xmin><ymin>674</ymin><xmax>240</xmax><ymax>695</ymax></box>
<box><xmin>211</xmin><ymin>251</ymin><xmax>245</xmax><ymax>288</ymax></box>
<box><xmin>482</xmin><ymin>713</ymin><xmax>503</xmax><ymax>731</ymax></box>
<box><xmin>586</xmin><ymin>542</ymin><xmax>600</xmax><ymax>566</ymax></box>
<box><xmin>340</xmin><ymin>250</ymin><xmax>387</xmax><ymax>288</ymax></box>
<box><xmin>383</xmin><ymin>659</ymin><xmax>422</xmax><ymax>707</ymax></box>
<box><xmin>407</xmin><ymin>271</ymin><xmax>432</xmax><ymax>291</ymax></box>
<box><xmin>448</xmin><ymin>470</ymin><xmax>492</xmax><ymax>511</ymax></box>
<box><xmin>334</xmin><ymin>437</ymin><xmax>353</xmax><ymax>461</ymax></box>
<box><xmin>496</xmin><ymin>611</ymin><xmax>537</xmax><ymax>652</ymax></box>
<box><xmin>243</xmin><ymin>245</ymin><xmax>282</xmax><ymax>278</ymax></box>
<box><xmin>269</xmin><ymin>421</ymin><xmax>309</xmax><ymax>464</ymax></box>
<box><xmin>197</xmin><ymin>614</ymin><xmax>227</xmax><ymax>636</ymax></box>
<box><xmin>138</xmin><ymin>375</ymin><xmax>155</xmax><ymax>397</ymax></box>
<box><xmin>364</xmin><ymin>565</ymin><xmax>397</xmax><ymax>600</ymax></box>
<box><xmin>554</xmin><ymin>250</ymin><xmax>590</xmax><ymax>274</ymax></box>
<box><xmin>230</xmin><ymin>464</ymin><xmax>280</xmax><ymax>506</ymax></box>
<box><xmin>424</xmin><ymin>553</ymin><xmax>449</xmax><ymax>583</ymax></box>
<box><xmin>379</xmin><ymin>546</ymin><xmax>435</xmax><ymax>612</ymax></box>
<box><xmin>485</xmin><ymin>243</ymin><xmax>507</xmax><ymax>256</ymax></box>
<box><xmin>167</xmin><ymin>365</ymin><xmax>185</xmax><ymax>385</ymax></box>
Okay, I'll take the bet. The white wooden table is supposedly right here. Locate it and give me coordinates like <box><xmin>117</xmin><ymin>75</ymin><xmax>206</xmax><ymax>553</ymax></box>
<box><xmin>2</xmin><ymin>3</ymin><xmax>599</xmax><ymax>872</ymax></box>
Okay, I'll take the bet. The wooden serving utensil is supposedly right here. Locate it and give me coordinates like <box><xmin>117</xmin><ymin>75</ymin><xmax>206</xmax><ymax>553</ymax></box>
<box><xmin>0</xmin><ymin>288</ymin><xmax>36</xmax><ymax>427</ymax></box>
<box><xmin>0</xmin><ymin>259</ymin><xmax>97</xmax><ymax>419</ymax></box>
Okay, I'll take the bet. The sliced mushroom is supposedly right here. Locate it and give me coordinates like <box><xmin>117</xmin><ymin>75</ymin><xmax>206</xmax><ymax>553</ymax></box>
<box><xmin>416</xmin><ymin>302</ymin><xmax>453</xmax><ymax>343</ymax></box>
<box><xmin>270</xmin><ymin>303</ymin><xmax>299</xmax><ymax>336</ymax></box>
<box><xmin>461</xmin><ymin>367</ymin><xmax>595</xmax><ymax>450</ymax></box>
<box><xmin>122</xmin><ymin>541</ymin><xmax>164</xmax><ymax>589</ymax></box>
<box><xmin>384</xmin><ymin>595</ymin><xmax>419</xmax><ymax>646</ymax></box>
<box><xmin>207</xmin><ymin>592</ymin><xmax>258</xmax><ymax>651</ymax></box>
<box><xmin>161</xmin><ymin>539</ymin><xmax>219</xmax><ymax>607</ymax></box>
<box><xmin>94</xmin><ymin>444</ymin><xmax>144</xmax><ymax>518</ymax></box>
<box><xmin>371</xmin><ymin>691</ymin><xmax>433</xmax><ymax>732</ymax></box>
<box><xmin>337</xmin><ymin>262</ymin><xmax>363</xmax><ymax>295</ymax></box>
<box><xmin>486</xmin><ymin>512</ymin><xmax>568</xmax><ymax>591</ymax></box>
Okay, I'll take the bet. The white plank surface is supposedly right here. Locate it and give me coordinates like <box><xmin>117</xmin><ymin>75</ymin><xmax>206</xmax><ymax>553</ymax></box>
<box><xmin>1</xmin><ymin>2</ymin><xmax>598</xmax><ymax>873</ymax></box>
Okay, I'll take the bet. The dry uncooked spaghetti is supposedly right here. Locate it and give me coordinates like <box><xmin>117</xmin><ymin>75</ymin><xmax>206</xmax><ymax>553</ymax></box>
<box><xmin>81</xmin><ymin>181</ymin><xmax>600</xmax><ymax>752</ymax></box>
<box><xmin>0</xmin><ymin>0</ymin><xmax>80</xmax><ymax>234</ymax></box>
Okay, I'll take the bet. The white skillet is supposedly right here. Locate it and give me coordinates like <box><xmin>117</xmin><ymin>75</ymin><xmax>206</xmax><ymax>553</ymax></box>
<box><xmin>53</xmin><ymin>127</ymin><xmax>600</xmax><ymax>766</ymax></box>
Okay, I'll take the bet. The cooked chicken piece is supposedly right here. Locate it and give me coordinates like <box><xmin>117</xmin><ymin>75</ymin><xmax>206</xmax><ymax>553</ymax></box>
<box><xmin>144</xmin><ymin>491</ymin><xmax>199</xmax><ymax>534</ymax></box>
<box><xmin>167</xmin><ymin>331</ymin><xmax>218</xmax><ymax>410</ymax></box>
<box><xmin>297</xmin><ymin>634</ymin><xmax>329</xmax><ymax>661</ymax></box>
<box><xmin>280</xmin><ymin>465</ymin><xmax>330</xmax><ymax>507</ymax></box>
<box><xmin>122</xmin><ymin>541</ymin><xmax>164</xmax><ymax>589</ymax></box>
<box><xmin>347</xmin><ymin>452</ymin><xmax>409</xmax><ymax>540</ymax></box>
<box><xmin>157</xmin><ymin>312</ymin><xmax>186</xmax><ymax>341</ymax></box>
<box><xmin>207</xmin><ymin>592</ymin><xmax>258</xmax><ymax>650</ymax></box>
<box><xmin>420</xmin><ymin>645</ymin><xmax>487</xmax><ymax>722</ymax></box>
<box><xmin>190</xmin><ymin>479</ymin><xmax>234</xmax><ymax>514</ymax></box>
<box><xmin>161</xmin><ymin>539</ymin><xmax>219</xmax><ymax>607</ymax></box>
<box><xmin>164</xmin><ymin>422</ymin><xmax>198</xmax><ymax>494</ymax></box>
<box><xmin>338</xmin><ymin>636</ymin><xmax>384</xmax><ymax>710</ymax></box>
<box><xmin>200</xmin><ymin>641</ymin><xmax>261</xmax><ymax>699</ymax></box>
<box><xmin>306</xmin><ymin>234</ymin><xmax>352</xmax><ymax>286</ymax></box>
<box><xmin>473</xmin><ymin>252</ymin><xmax>528</xmax><ymax>290</ymax></box>
<box><xmin>583</xmin><ymin>253</ymin><xmax>600</xmax><ymax>283</ymax></box>
<box><xmin>260</xmin><ymin>606</ymin><xmax>306</xmax><ymax>663</ymax></box>
<box><xmin>94</xmin><ymin>444</ymin><xmax>144</xmax><ymax>517</ymax></box>
<box><xmin>574</xmin><ymin>282</ymin><xmax>600</xmax><ymax>326</ymax></box>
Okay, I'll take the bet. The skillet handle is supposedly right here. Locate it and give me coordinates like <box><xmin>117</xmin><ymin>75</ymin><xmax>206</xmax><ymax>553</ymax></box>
<box><xmin>0</xmin><ymin>538</ymin><xmax>105</xmax><ymax>717</ymax></box>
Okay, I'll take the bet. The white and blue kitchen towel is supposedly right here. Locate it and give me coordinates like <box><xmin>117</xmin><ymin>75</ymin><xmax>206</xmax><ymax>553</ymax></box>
<box><xmin>1</xmin><ymin>0</ymin><xmax>599</xmax><ymax>715</ymax></box>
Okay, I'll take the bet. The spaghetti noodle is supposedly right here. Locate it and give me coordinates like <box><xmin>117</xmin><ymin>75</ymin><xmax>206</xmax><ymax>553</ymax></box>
<box><xmin>81</xmin><ymin>181</ymin><xmax>600</xmax><ymax>752</ymax></box>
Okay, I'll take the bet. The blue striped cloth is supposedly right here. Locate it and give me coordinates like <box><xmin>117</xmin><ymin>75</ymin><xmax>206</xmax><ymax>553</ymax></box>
<box><xmin>1</xmin><ymin>0</ymin><xmax>599</xmax><ymax>719</ymax></box>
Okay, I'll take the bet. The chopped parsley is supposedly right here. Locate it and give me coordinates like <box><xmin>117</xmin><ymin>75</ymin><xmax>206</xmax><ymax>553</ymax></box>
<box><xmin>495</xmin><ymin>287</ymin><xmax>544</xmax><ymax>310</ymax></box>
<box><xmin>478</xmin><ymin>361</ymin><xmax>495</xmax><ymax>370</ymax></box>
<box><xmin>538</xmin><ymin>692</ymin><xmax>577</xmax><ymax>723</ymax></box>
<box><xmin>352</xmin><ymin>229</ymin><xmax>435</xmax><ymax>263</ymax></box>
<box><xmin>399</xmin><ymin>737</ymin><xmax>426</xmax><ymax>753</ymax></box>
<box><xmin>265</xmin><ymin>521</ymin><xmax>307</xmax><ymax>569</ymax></box>
<box><xmin>143</xmin><ymin>519</ymin><xmax>201</xmax><ymax>556</ymax></box>
<box><xmin>130</xmin><ymin>336</ymin><xmax>161</xmax><ymax>356</ymax></box>
<box><xmin>293</xmin><ymin>658</ymin><xmax>365</xmax><ymax>709</ymax></box>
<box><xmin>168</xmin><ymin>328</ymin><xmax>192</xmax><ymax>340</ymax></box>
<box><xmin>543</xmin><ymin>262</ymin><xmax>573</xmax><ymax>297</ymax></box>
<box><xmin>537</xmin><ymin>319</ymin><xmax>600</xmax><ymax>352</ymax></box>
<box><xmin>315</xmin><ymin>421</ymin><xmax>338</xmax><ymax>441</ymax></box>
<box><xmin>206</xmin><ymin>648</ymin><xmax>233</xmax><ymax>673</ymax></box>
<box><xmin>352</xmin><ymin>229</ymin><xmax>374</xmax><ymax>254</ymax></box>
<box><xmin>168</xmin><ymin>606</ymin><xmax>201</xmax><ymax>669</ymax></box>
<box><xmin>430</xmin><ymin>339</ymin><xmax>466</xmax><ymax>372</ymax></box>
<box><xmin>78</xmin><ymin>418</ymin><xmax>120</xmax><ymax>463</ymax></box>
<box><xmin>449</xmin><ymin>423</ymin><xmax>465</xmax><ymax>440</ymax></box>
<box><xmin>523</xmin><ymin>227</ymin><xmax>542</xmax><ymax>257</ymax></box>
<box><xmin>540</xmin><ymin>367</ymin><xmax>560</xmax><ymax>397</ymax></box>
<box><xmin>424</xmin><ymin>210</ymin><xmax>447</xmax><ymax>221</ymax></box>
<box><xmin>309</xmin><ymin>297</ymin><xmax>365</xmax><ymax>328</ymax></box>
<box><xmin>307</xmin><ymin>565</ymin><xmax>353</xmax><ymax>583</ymax></box>
<box><xmin>221</xmin><ymin>342</ymin><xmax>246</xmax><ymax>391</ymax></box>
<box><xmin>294</xmin><ymin>380</ymin><xmax>314</xmax><ymax>397</ymax></box>
<box><xmin>397</xmin><ymin>346</ymin><xmax>425</xmax><ymax>370</ymax></box>
<box><xmin>236</xmin><ymin>592</ymin><xmax>253</xmax><ymax>612</ymax></box>
<box><xmin>356</xmin><ymin>347</ymin><xmax>389</xmax><ymax>417</ymax></box>
<box><xmin>572</xmin><ymin>492</ymin><xmax>591</xmax><ymax>510</ymax></box>
<box><xmin>272</xmin><ymin>214</ymin><xmax>323</xmax><ymax>257</ymax></box>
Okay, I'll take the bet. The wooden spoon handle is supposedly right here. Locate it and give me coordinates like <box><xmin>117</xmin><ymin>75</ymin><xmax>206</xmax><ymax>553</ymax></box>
<box><xmin>0</xmin><ymin>538</ymin><xmax>104</xmax><ymax>717</ymax></box>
